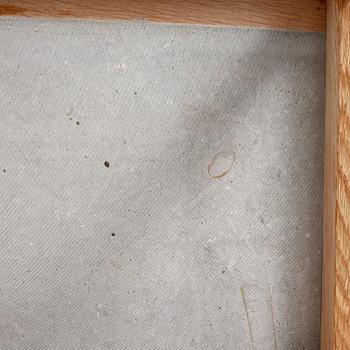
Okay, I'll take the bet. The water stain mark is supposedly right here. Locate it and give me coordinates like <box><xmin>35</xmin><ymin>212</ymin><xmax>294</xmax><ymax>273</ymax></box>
<box><xmin>240</xmin><ymin>286</ymin><xmax>256</xmax><ymax>350</ymax></box>
<box><xmin>208</xmin><ymin>148</ymin><xmax>236</xmax><ymax>179</ymax></box>
<box><xmin>110</xmin><ymin>260</ymin><xmax>121</xmax><ymax>269</ymax></box>
<box><xmin>240</xmin><ymin>284</ymin><xmax>278</xmax><ymax>350</ymax></box>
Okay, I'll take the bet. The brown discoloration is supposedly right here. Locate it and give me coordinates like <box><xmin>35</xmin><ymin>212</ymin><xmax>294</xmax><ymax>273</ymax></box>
<box><xmin>240</xmin><ymin>286</ymin><xmax>255</xmax><ymax>350</ymax></box>
<box><xmin>110</xmin><ymin>260</ymin><xmax>121</xmax><ymax>269</ymax></box>
<box><xmin>0</xmin><ymin>4</ymin><xmax>26</xmax><ymax>15</ymax></box>
<box><xmin>207</xmin><ymin>149</ymin><xmax>236</xmax><ymax>179</ymax></box>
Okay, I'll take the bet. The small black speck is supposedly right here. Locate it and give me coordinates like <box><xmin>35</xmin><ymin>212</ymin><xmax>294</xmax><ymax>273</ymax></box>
<box><xmin>222</xmin><ymin>270</ymin><xmax>226</xmax><ymax>274</ymax></box>
<box><xmin>104</xmin><ymin>161</ymin><xmax>110</xmax><ymax>168</ymax></box>
<box><xmin>3</xmin><ymin>169</ymin><xmax>6</xmax><ymax>173</ymax></box>
<box><xmin>76</xmin><ymin>121</ymin><xmax>80</xmax><ymax>125</ymax></box>
<box><xmin>69</xmin><ymin>117</ymin><xmax>72</xmax><ymax>121</ymax></box>
<box><xmin>134</xmin><ymin>91</ymin><xmax>137</xmax><ymax>95</ymax></box>
<box><xmin>111</xmin><ymin>233</ymin><xmax>115</xmax><ymax>237</ymax></box>
<box><xmin>84</xmin><ymin>155</ymin><xmax>88</xmax><ymax>159</ymax></box>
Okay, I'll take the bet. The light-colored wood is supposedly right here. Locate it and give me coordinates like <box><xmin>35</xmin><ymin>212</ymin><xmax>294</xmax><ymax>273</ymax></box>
<box><xmin>322</xmin><ymin>0</ymin><xmax>350</xmax><ymax>349</ymax></box>
<box><xmin>0</xmin><ymin>0</ymin><xmax>326</xmax><ymax>32</ymax></box>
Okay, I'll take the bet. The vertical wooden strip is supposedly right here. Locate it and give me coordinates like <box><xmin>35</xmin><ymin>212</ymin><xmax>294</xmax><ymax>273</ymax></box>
<box><xmin>322</xmin><ymin>0</ymin><xmax>350</xmax><ymax>348</ymax></box>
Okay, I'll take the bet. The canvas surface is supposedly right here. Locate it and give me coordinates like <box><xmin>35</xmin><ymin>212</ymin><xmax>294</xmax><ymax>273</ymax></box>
<box><xmin>0</xmin><ymin>18</ymin><xmax>325</xmax><ymax>349</ymax></box>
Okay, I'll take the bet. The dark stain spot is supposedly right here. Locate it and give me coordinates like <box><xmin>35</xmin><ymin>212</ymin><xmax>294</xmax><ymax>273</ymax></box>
<box><xmin>0</xmin><ymin>5</ymin><xmax>27</xmax><ymax>15</ymax></box>
<box><xmin>111</xmin><ymin>233</ymin><xmax>115</xmax><ymax>237</ymax></box>
<box><xmin>76</xmin><ymin>121</ymin><xmax>80</xmax><ymax>125</ymax></box>
<box><xmin>208</xmin><ymin>149</ymin><xmax>236</xmax><ymax>179</ymax></box>
<box><xmin>134</xmin><ymin>91</ymin><xmax>137</xmax><ymax>95</ymax></box>
<box><xmin>104</xmin><ymin>161</ymin><xmax>110</xmax><ymax>168</ymax></box>
<box><xmin>3</xmin><ymin>169</ymin><xmax>6</xmax><ymax>173</ymax></box>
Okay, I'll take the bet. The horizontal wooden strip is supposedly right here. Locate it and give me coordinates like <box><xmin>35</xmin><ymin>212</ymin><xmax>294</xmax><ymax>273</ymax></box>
<box><xmin>0</xmin><ymin>0</ymin><xmax>326</xmax><ymax>32</ymax></box>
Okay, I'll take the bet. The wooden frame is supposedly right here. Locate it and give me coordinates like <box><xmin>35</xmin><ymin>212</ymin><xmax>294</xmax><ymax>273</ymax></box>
<box><xmin>322</xmin><ymin>1</ymin><xmax>350</xmax><ymax>348</ymax></box>
<box><xmin>0</xmin><ymin>0</ymin><xmax>348</xmax><ymax>348</ymax></box>
<box><xmin>0</xmin><ymin>0</ymin><xmax>326</xmax><ymax>31</ymax></box>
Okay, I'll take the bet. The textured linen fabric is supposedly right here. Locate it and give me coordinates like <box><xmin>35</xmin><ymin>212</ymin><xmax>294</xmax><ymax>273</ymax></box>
<box><xmin>0</xmin><ymin>18</ymin><xmax>325</xmax><ymax>349</ymax></box>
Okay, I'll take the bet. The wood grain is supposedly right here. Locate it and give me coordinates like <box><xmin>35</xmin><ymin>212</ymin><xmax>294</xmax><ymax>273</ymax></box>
<box><xmin>322</xmin><ymin>0</ymin><xmax>350</xmax><ymax>349</ymax></box>
<box><xmin>0</xmin><ymin>0</ymin><xmax>326</xmax><ymax>32</ymax></box>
